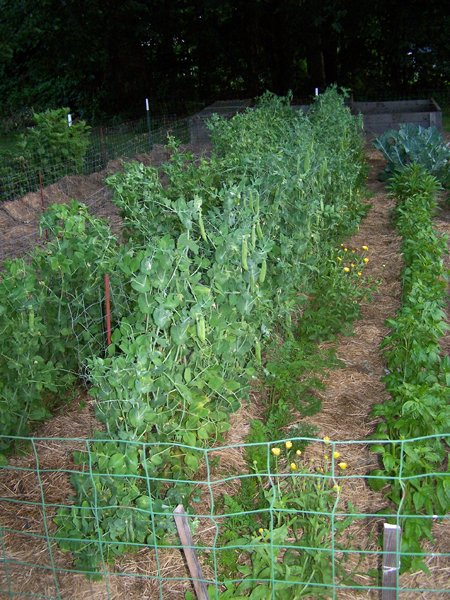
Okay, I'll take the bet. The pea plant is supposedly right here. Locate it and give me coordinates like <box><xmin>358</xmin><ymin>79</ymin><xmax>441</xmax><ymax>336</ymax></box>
<box><xmin>54</xmin><ymin>89</ymin><xmax>368</xmax><ymax>576</ymax></box>
<box><xmin>0</xmin><ymin>202</ymin><xmax>119</xmax><ymax>449</ymax></box>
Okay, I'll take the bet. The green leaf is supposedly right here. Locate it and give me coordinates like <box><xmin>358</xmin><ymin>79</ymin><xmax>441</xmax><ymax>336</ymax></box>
<box><xmin>367</xmin><ymin>470</ymin><xmax>388</xmax><ymax>491</ymax></box>
<box><xmin>249</xmin><ymin>585</ymin><xmax>270</xmax><ymax>600</ymax></box>
<box><xmin>171</xmin><ymin>320</ymin><xmax>190</xmax><ymax>346</ymax></box>
<box><xmin>184</xmin><ymin>454</ymin><xmax>200</xmax><ymax>471</ymax></box>
<box><xmin>131</xmin><ymin>274</ymin><xmax>151</xmax><ymax>293</ymax></box>
<box><xmin>197</xmin><ymin>427</ymin><xmax>209</xmax><ymax>440</ymax></box>
<box><xmin>153</xmin><ymin>306</ymin><xmax>172</xmax><ymax>329</ymax></box>
<box><xmin>150</xmin><ymin>454</ymin><xmax>163</xmax><ymax>466</ymax></box>
<box><xmin>182</xmin><ymin>432</ymin><xmax>197</xmax><ymax>446</ymax></box>
<box><xmin>108</xmin><ymin>453</ymin><xmax>127</xmax><ymax>474</ymax></box>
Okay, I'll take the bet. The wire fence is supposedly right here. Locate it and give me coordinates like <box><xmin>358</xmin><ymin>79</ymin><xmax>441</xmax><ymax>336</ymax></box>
<box><xmin>0</xmin><ymin>434</ymin><xmax>448</xmax><ymax>599</ymax></box>
<box><xmin>0</xmin><ymin>115</ymin><xmax>189</xmax><ymax>203</ymax></box>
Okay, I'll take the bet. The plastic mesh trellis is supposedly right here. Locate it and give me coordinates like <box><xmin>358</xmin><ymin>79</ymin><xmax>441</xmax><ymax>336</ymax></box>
<box><xmin>0</xmin><ymin>434</ymin><xmax>448</xmax><ymax>599</ymax></box>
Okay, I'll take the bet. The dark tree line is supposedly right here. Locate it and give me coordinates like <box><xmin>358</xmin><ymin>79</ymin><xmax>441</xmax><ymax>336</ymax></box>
<box><xmin>0</xmin><ymin>0</ymin><xmax>448</xmax><ymax>121</ymax></box>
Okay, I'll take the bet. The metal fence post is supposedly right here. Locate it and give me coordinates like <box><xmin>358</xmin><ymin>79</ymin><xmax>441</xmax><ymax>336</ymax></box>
<box><xmin>382</xmin><ymin>523</ymin><xmax>402</xmax><ymax>600</ymax></box>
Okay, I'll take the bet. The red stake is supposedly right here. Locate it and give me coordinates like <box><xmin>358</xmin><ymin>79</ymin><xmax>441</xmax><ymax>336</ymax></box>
<box><xmin>104</xmin><ymin>274</ymin><xmax>112</xmax><ymax>346</ymax></box>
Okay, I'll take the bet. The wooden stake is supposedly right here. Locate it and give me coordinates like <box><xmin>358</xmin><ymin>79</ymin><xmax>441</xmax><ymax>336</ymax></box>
<box><xmin>39</xmin><ymin>172</ymin><xmax>48</xmax><ymax>241</ymax></box>
<box><xmin>104</xmin><ymin>274</ymin><xmax>111</xmax><ymax>346</ymax></box>
<box><xmin>382</xmin><ymin>523</ymin><xmax>402</xmax><ymax>600</ymax></box>
<box><xmin>100</xmin><ymin>126</ymin><xmax>107</xmax><ymax>168</ymax></box>
<box><xmin>173</xmin><ymin>505</ymin><xmax>208</xmax><ymax>600</ymax></box>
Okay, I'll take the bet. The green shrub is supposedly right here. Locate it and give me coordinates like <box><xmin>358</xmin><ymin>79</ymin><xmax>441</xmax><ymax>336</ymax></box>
<box><xmin>19</xmin><ymin>107</ymin><xmax>91</xmax><ymax>176</ymax></box>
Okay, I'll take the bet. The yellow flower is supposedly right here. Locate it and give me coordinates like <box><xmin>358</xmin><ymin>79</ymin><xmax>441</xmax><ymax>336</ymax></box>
<box><xmin>285</xmin><ymin>441</ymin><xmax>293</xmax><ymax>449</ymax></box>
<box><xmin>362</xmin><ymin>245</ymin><xmax>369</xmax><ymax>251</ymax></box>
<box><xmin>333</xmin><ymin>451</ymin><xmax>341</xmax><ymax>459</ymax></box>
<box><xmin>296</xmin><ymin>449</ymin><xmax>302</xmax><ymax>456</ymax></box>
<box><xmin>351</xmin><ymin>263</ymin><xmax>355</xmax><ymax>268</ymax></box>
<box><xmin>258</xmin><ymin>528</ymin><xmax>264</xmax><ymax>534</ymax></box>
<box><xmin>357</xmin><ymin>271</ymin><xmax>362</xmax><ymax>277</ymax></box>
<box><xmin>271</xmin><ymin>447</ymin><xmax>281</xmax><ymax>457</ymax></box>
<box><xmin>363</xmin><ymin>257</ymin><xmax>369</xmax><ymax>264</ymax></box>
<box><xmin>343</xmin><ymin>266</ymin><xmax>350</xmax><ymax>273</ymax></box>
<box><xmin>340</xmin><ymin>243</ymin><xmax>344</xmax><ymax>247</ymax></box>
<box><xmin>338</xmin><ymin>462</ymin><xmax>348</xmax><ymax>470</ymax></box>
<box><xmin>323</xmin><ymin>436</ymin><xmax>331</xmax><ymax>444</ymax></box>
<box><xmin>333</xmin><ymin>484</ymin><xmax>341</xmax><ymax>492</ymax></box>
<box><xmin>344</xmin><ymin>247</ymin><xmax>348</xmax><ymax>252</ymax></box>
<box><xmin>290</xmin><ymin>462</ymin><xmax>297</xmax><ymax>471</ymax></box>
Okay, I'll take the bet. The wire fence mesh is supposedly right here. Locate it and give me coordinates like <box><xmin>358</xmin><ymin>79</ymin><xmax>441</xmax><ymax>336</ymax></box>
<box><xmin>0</xmin><ymin>434</ymin><xmax>448</xmax><ymax>599</ymax></box>
<box><xmin>0</xmin><ymin>115</ymin><xmax>189</xmax><ymax>204</ymax></box>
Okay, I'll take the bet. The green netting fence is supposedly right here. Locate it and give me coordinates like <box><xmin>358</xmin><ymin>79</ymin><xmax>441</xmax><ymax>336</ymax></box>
<box><xmin>0</xmin><ymin>114</ymin><xmax>189</xmax><ymax>203</ymax></box>
<box><xmin>0</xmin><ymin>434</ymin><xmax>448</xmax><ymax>599</ymax></box>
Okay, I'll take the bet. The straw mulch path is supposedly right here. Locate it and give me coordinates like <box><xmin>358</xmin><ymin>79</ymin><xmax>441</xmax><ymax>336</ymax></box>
<box><xmin>298</xmin><ymin>147</ymin><xmax>450</xmax><ymax>599</ymax></box>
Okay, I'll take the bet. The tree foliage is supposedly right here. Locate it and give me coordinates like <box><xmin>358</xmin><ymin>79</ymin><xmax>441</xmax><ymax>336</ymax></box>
<box><xmin>0</xmin><ymin>0</ymin><xmax>448</xmax><ymax>121</ymax></box>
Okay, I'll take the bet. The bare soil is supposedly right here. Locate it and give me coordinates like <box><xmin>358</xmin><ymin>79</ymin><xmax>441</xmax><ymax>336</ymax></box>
<box><xmin>0</xmin><ymin>145</ymin><xmax>448</xmax><ymax>599</ymax></box>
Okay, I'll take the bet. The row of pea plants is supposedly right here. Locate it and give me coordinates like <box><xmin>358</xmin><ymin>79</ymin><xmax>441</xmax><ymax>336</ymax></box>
<box><xmin>369</xmin><ymin>164</ymin><xmax>450</xmax><ymax>572</ymax></box>
<box><xmin>0</xmin><ymin>89</ymin><xmax>367</xmax><ymax>578</ymax></box>
<box><xmin>57</xmin><ymin>90</ymin><xmax>370</xmax><ymax>580</ymax></box>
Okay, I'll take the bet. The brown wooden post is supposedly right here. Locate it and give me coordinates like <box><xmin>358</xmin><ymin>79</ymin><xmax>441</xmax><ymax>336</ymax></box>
<box><xmin>39</xmin><ymin>172</ymin><xmax>48</xmax><ymax>241</ymax></box>
<box><xmin>104</xmin><ymin>274</ymin><xmax>112</xmax><ymax>346</ymax></box>
<box><xmin>100</xmin><ymin>126</ymin><xmax>108</xmax><ymax>168</ymax></box>
<box><xmin>382</xmin><ymin>523</ymin><xmax>402</xmax><ymax>600</ymax></box>
<box><xmin>173</xmin><ymin>504</ymin><xmax>209</xmax><ymax>600</ymax></box>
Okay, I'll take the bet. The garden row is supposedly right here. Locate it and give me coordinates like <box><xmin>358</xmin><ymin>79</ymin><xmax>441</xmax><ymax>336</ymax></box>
<box><xmin>369</xmin><ymin>163</ymin><xmax>450</xmax><ymax>571</ymax></box>
<box><xmin>1</xmin><ymin>90</ymin><xmax>370</xmax><ymax>581</ymax></box>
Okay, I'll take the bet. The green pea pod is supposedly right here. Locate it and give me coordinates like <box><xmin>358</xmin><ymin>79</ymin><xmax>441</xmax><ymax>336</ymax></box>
<box><xmin>255</xmin><ymin>338</ymin><xmax>262</xmax><ymax>365</ymax></box>
<box><xmin>304</xmin><ymin>149</ymin><xmax>311</xmax><ymax>172</ymax></box>
<box><xmin>254</xmin><ymin>193</ymin><xmax>260</xmax><ymax>215</ymax></box>
<box><xmin>249</xmin><ymin>190</ymin><xmax>254</xmax><ymax>211</ymax></box>
<box><xmin>259</xmin><ymin>259</ymin><xmax>267</xmax><ymax>284</ymax></box>
<box><xmin>28</xmin><ymin>308</ymin><xmax>35</xmax><ymax>331</ymax></box>
<box><xmin>241</xmin><ymin>237</ymin><xmax>249</xmax><ymax>271</ymax></box>
<box><xmin>196</xmin><ymin>314</ymin><xmax>206</xmax><ymax>343</ymax></box>
<box><xmin>251</xmin><ymin>223</ymin><xmax>257</xmax><ymax>251</ymax></box>
<box><xmin>184</xmin><ymin>367</ymin><xmax>192</xmax><ymax>383</ymax></box>
<box><xmin>256</xmin><ymin>219</ymin><xmax>263</xmax><ymax>240</ymax></box>
<box><xmin>320</xmin><ymin>158</ymin><xmax>328</xmax><ymax>180</ymax></box>
<box><xmin>198</xmin><ymin>211</ymin><xmax>207</xmax><ymax>242</ymax></box>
